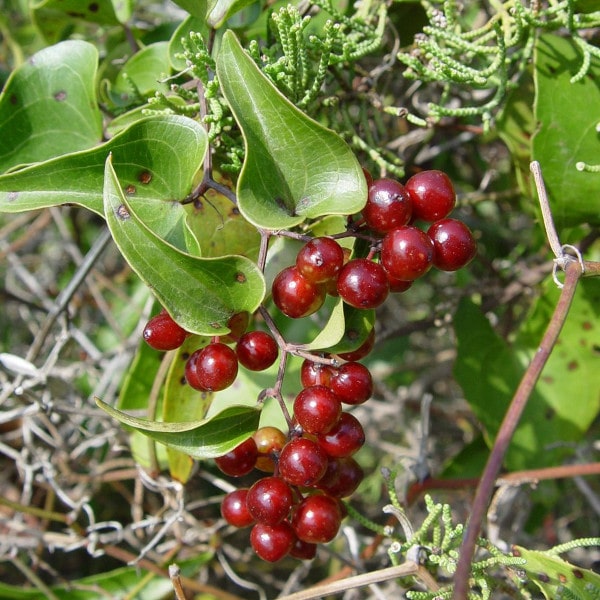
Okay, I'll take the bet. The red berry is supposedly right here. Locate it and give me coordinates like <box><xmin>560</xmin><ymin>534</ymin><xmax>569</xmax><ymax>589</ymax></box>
<box><xmin>279</xmin><ymin>437</ymin><xmax>328</xmax><ymax>487</ymax></box>
<box><xmin>296</xmin><ymin>237</ymin><xmax>345</xmax><ymax>284</ymax></box>
<box><xmin>220</xmin><ymin>311</ymin><xmax>250</xmax><ymax>344</ymax></box>
<box><xmin>337</xmin><ymin>329</ymin><xmax>375</xmax><ymax>361</ymax></box>
<box><xmin>143</xmin><ymin>311</ymin><xmax>188</xmax><ymax>351</ymax></box>
<box><xmin>290</xmin><ymin>538</ymin><xmax>317</xmax><ymax>560</ymax></box>
<box><xmin>214</xmin><ymin>437</ymin><xmax>257</xmax><ymax>477</ymax></box>
<box><xmin>329</xmin><ymin>362</ymin><xmax>373</xmax><ymax>405</ymax></box>
<box><xmin>250</xmin><ymin>521</ymin><xmax>295</xmax><ymax>562</ymax></box>
<box><xmin>253</xmin><ymin>426</ymin><xmax>287</xmax><ymax>473</ymax></box>
<box><xmin>336</xmin><ymin>258</ymin><xmax>389</xmax><ymax>309</ymax></box>
<box><xmin>317</xmin><ymin>412</ymin><xmax>365</xmax><ymax>457</ymax></box>
<box><xmin>318</xmin><ymin>456</ymin><xmax>364</xmax><ymax>498</ymax></box>
<box><xmin>300</xmin><ymin>359</ymin><xmax>336</xmax><ymax>388</ymax></box>
<box><xmin>272</xmin><ymin>266</ymin><xmax>326</xmax><ymax>319</ymax></box>
<box><xmin>385</xmin><ymin>271</ymin><xmax>414</xmax><ymax>293</ymax></box>
<box><xmin>380</xmin><ymin>226</ymin><xmax>434</xmax><ymax>281</ymax></box>
<box><xmin>427</xmin><ymin>218</ymin><xmax>477</xmax><ymax>271</ymax></box>
<box><xmin>293</xmin><ymin>385</ymin><xmax>342</xmax><ymax>435</ymax></box>
<box><xmin>405</xmin><ymin>170</ymin><xmax>456</xmax><ymax>222</ymax></box>
<box><xmin>363</xmin><ymin>178</ymin><xmax>413</xmax><ymax>234</ymax></box>
<box><xmin>221</xmin><ymin>489</ymin><xmax>254</xmax><ymax>528</ymax></box>
<box><xmin>236</xmin><ymin>331</ymin><xmax>279</xmax><ymax>371</ymax></box>
<box><xmin>185</xmin><ymin>342</ymin><xmax>238</xmax><ymax>391</ymax></box>
<box><xmin>291</xmin><ymin>494</ymin><xmax>342</xmax><ymax>543</ymax></box>
<box><xmin>246</xmin><ymin>477</ymin><xmax>294</xmax><ymax>525</ymax></box>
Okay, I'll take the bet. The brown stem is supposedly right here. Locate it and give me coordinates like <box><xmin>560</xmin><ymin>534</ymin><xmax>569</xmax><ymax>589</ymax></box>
<box><xmin>452</xmin><ymin>259</ymin><xmax>583</xmax><ymax>600</ymax></box>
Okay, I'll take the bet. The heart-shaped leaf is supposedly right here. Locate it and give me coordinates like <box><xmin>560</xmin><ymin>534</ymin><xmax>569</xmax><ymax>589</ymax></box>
<box><xmin>96</xmin><ymin>398</ymin><xmax>262</xmax><ymax>459</ymax></box>
<box><xmin>0</xmin><ymin>115</ymin><xmax>207</xmax><ymax>251</ymax></box>
<box><xmin>104</xmin><ymin>155</ymin><xmax>265</xmax><ymax>335</ymax></box>
<box><xmin>0</xmin><ymin>40</ymin><xmax>102</xmax><ymax>173</ymax></box>
<box><xmin>216</xmin><ymin>30</ymin><xmax>367</xmax><ymax>230</ymax></box>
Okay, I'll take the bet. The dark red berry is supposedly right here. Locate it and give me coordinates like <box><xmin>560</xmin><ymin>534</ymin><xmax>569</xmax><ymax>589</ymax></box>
<box><xmin>236</xmin><ymin>331</ymin><xmax>279</xmax><ymax>371</ymax></box>
<box><xmin>143</xmin><ymin>311</ymin><xmax>188</xmax><ymax>351</ymax></box>
<box><xmin>220</xmin><ymin>311</ymin><xmax>250</xmax><ymax>344</ymax></box>
<box><xmin>363</xmin><ymin>178</ymin><xmax>413</xmax><ymax>234</ymax></box>
<box><xmin>300</xmin><ymin>359</ymin><xmax>336</xmax><ymax>388</ymax></box>
<box><xmin>185</xmin><ymin>342</ymin><xmax>238</xmax><ymax>391</ymax></box>
<box><xmin>336</xmin><ymin>258</ymin><xmax>389</xmax><ymax>309</ymax></box>
<box><xmin>405</xmin><ymin>170</ymin><xmax>456</xmax><ymax>222</ymax></box>
<box><xmin>329</xmin><ymin>362</ymin><xmax>373</xmax><ymax>405</ymax></box>
<box><xmin>214</xmin><ymin>437</ymin><xmax>257</xmax><ymax>477</ymax></box>
<box><xmin>293</xmin><ymin>385</ymin><xmax>342</xmax><ymax>435</ymax></box>
<box><xmin>385</xmin><ymin>271</ymin><xmax>414</xmax><ymax>293</ymax></box>
<box><xmin>317</xmin><ymin>412</ymin><xmax>365</xmax><ymax>457</ymax></box>
<box><xmin>290</xmin><ymin>537</ymin><xmax>317</xmax><ymax>560</ymax></box>
<box><xmin>246</xmin><ymin>477</ymin><xmax>294</xmax><ymax>525</ymax></box>
<box><xmin>318</xmin><ymin>456</ymin><xmax>364</xmax><ymax>498</ymax></box>
<box><xmin>221</xmin><ymin>489</ymin><xmax>254</xmax><ymax>528</ymax></box>
<box><xmin>427</xmin><ymin>218</ymin><xmax>477</xmax><ymax>271</ymax></box>
<box><xmin>253</xmin><ymin>426</ymin><xmax>287</xmax><ymax>473</ymax></box>
<box><xmin>296</xmin><ymin>237</ymin><xmax>345</xmax><ymax>284</ymax></box>
<box><xmin>337</xmin><ymin>329</ymin><xmax>375</xmax><ymax>361</ymax></box>
<box><xmin>279</xmin><ymin>437</ymin><xmax>328</xmax><ymax>487</ymax></box>
<box><xmin>380</xmin><ymin>226</ymin><xmax>434</xmax><ymax>281</ymax></box>
<box><xmin>291</xmin><ymin>494</ymin><xmax>342</xmax><ymax>543</ymax></box>
<box><xmin>272</xmin><ymin>266</ymin><xmax>326</xmax><ymax>319</ymax></box>
<box><xmin>250</xmin><ymin>521</ymin><xmax>295</xmax><ymax>562</ymax></box>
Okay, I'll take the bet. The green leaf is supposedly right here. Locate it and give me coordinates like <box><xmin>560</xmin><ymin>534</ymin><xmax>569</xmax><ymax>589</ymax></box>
<box><xmin>0</xmin><ymin>40</ymin><xmax>102</xmax><ymax>173</ymax></box>
<box><xmin>454</xmin><ymin>286</ymin><xmax>600</xmax><ymax>470</ymax></box>
<box><xmin>514</xmin><ymin>544</ymin><xmax>600</xmax><ymax>600</ymax></box>
<box><xmin>104</xmin><ymin>155</ymin><xmax>265</xmax><ymax>335</ymax></box>
<box><xmin>532</xmin><ymin>34</ymin><xmax>600</xmax><ymax>228</ymax></box>
<box><xmin>33</xmin><ymin>0</ymin><xmax>127</xmax><ymax>26</ymax></box>
<box><xmin>96</xmin><ymin>397</ymin><xmax>262</xmax><ymax>459</ymax></box>
<box><xmin>322</xmin><ymin>305</ymin><xmax>375</xmax><ymax>356</ymax></box>
<box><xmin>172</xmin><ymin>0</ymin><xmax>255</xmax><ymax>26</ymax></box>
<box><xmin>0</xmin><ymin>115</ymin><xmax>207</xmax><ymax>241</ymax></box>
<box><xmin>216</xmin><ymin>30</ymin><xmax>367</xmax><ymax>230</ymax></box>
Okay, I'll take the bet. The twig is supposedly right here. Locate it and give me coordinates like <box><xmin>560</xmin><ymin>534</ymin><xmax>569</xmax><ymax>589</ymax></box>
<box><xmin>169</xmin><ymin>564</ymin><xmax>188</xmax><ymax>600</ymax></box>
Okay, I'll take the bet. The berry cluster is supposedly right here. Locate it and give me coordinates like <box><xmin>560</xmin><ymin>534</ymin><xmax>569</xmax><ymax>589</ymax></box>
<box><xmin>272</xmin><ymin>170</ymin><xmax>476</xmax><ymax>318</ymax></box>
<box><xmin>140</xmin><ymin>168</ymin><xmax>476</xmax><ymax>563</ymax></box>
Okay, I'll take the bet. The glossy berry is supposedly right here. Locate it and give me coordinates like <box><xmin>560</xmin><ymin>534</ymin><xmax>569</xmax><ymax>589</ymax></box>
<box><xmin>317</xmin><ymin>412</ymin><xmax>365</xmax><ymax>457</ymax></box>
<box><xmin>220</xmin><ymin>311</ymin><xmax>250</xmax><ymax>344</ymax></box>
<box><xmin>253</xmin><ymin>426</ymin><xmax>287</xmax><ymax>472</ymax></box>
<box><xmin>330</xmin><ymin>362</ymin><xmax>373</xmax><ymax>405</ymax></box>
<box><xmin>385</xmin><ymin>271</ymin><xmax>413</xmax><ymax>293</ymax></box>
<box><xmin>291</xmin><ymin>494</ymin><xmax>342</xmax><ymax>543</ymax></box>
<box><xmin>296</xmin><ymin>237</ymin><xmax>345</xmax><ymax>284</ymax></box>
<box><xmin>318</xmin><ymin>457</ymin><xmax>364</xmax><ymax>498</ymax></box>
<box><xmin>427</xmin><ymin>218</ymin><xmax>477</xmax><ymax>271</ymax></box>
<box><xmin>293</xmin><ymin>385</ymin><xmax>342</xmax><ymax>435</ymax></box>
<box><xmin>221</xmin><ymin>489</ymin><xmax>254</xmax><ymax>528</ymax></box>
<box><xmin>337</xmin><ymin>329</ymin><xmax>375</xmax><ymax>361</ymax></box>
<box><xmin>380</xmin><ymin>226</ymin><xmax>434</xmax><ymax>281</ymax></box>
<box><xmin>300</xmin><ymin>359</ymin><xmax>336</xmax><ymax>388</ymax></box>
<box><xmin>272</xmin><ymin>266</ymin><xmax>326</xmax><ymax>319</ymax></box>
<box><xmin>214</xmin><ymin>437</ymin><xmax>257</xmax><ymax>477</ymax></box>
<box><xmin>336</xmin><ymin>258</ymin><xmax>389</xmax><ymax>309</ymax></box>
<box><xmin>185</xmin><ymin>342</ymin><xmax>238</xmax><ymax>391</ymax></box>
<box><xmin>250</xmin><ymin>521</ymin><xmax>295</xmax><ymax>562</ymax></box>
<box><xmin>278</xmin><ymin>437</ymin><xmax>328</xmax><ymax>487</ymax></box>
<box><xmin>290</xmin><ymin>538</ymin><xmax>317</xmax><ymax>560</ymax></box>
<box><xmin>405</xmin><ymin>170</ymin><xmax>456</xmax><ymax>222</ymax></box>
<box><xmin>143</xmin><ymin>311</ymin><xmax>188</xmax><ymax>351</ymax></box>
<box><xmin>236</xmin><ymin>331</ymin><xmax>279</xmax><ymax>371</ymax></box>
<box><xmin>363</xmin><ymin>178</ymin><xmax>413</xmax><ymax>234</ymax></box>
<box><xmin>246</xmin><ymin>477</ymin><xmax>294</xmax><ymax>525</ymax></box>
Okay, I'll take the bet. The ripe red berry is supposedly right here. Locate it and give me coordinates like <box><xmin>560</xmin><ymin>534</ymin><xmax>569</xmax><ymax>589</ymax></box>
<box><xmin>336</xmin><ymin>258</ymin><xmax>389</xmax><ymax>309</ymax></box>
<box><xmin>380</xmin><ymin>226</ymin><xmax>434</xmax><ymax>281</ymax></box>
<box><xmin>143</xmin><ymin>311</ymin><xmax>188</xmax><ymax>351</ymax></box>
<box><xmin>329</xmin><ymin>362</ymin><xmax>373</xmax><ymax>405</ymax></box>
<box><xmin>363</xmin><ymin>178</ymin><xmax>413</xmax><ymax>234</ymax></box>
<box><xmin>337</xmin><ymin>328</ymin><xmax>375</xmax><ymax>361</ymax></box>
<box><xmin>296</xmin><ymin>237</ymin><xmax>345</xmax><ymax>284</ymax></box>
<box><xmin>272</xmin><ymin>266</ymin><xmax>326</xmax><ymax>319</ymax></box>
<box><xmin>317</xmin><ymin>412</ymin><xmax>365</xmax><ymax>457</ymax></box>
<box><xmin>293</xmin><ymin>385</ymin><xmax>342</xmax><ymax>435</ymax></box>
<box><xmin>214</xmin><ymin>437</ymin><xmax>257</xmax><ymax>477</ymax></box>
<box><xmin>185</xmin><ymin>342</ymin><xmax>238</xmax><ymax>391</ymax></box>
<box><xmin>221</xmin><ymin>489</ymin><xmax>255</xmax><ymax>528</ymax></box>
<box><xmin>236</xmin><ymin>331</ymin><xmax>279</xmax><ymax>371</ymax></box>
<box><xmin>405</xmin><ymin>170</ymin><xmax>456</xmax><ymax>222</ymax></box>
<box><xmin>427</xmin><ymin>218</ymin><xmax>477</xmax><ymax>271</ymax></box>
<box><xmin>300</xmin><ymin>359</ymin><xmax>336</xmax><ymax>388</ymax></box>
<box><xmin>246</xmin><ymin>477</ymin><xmax>294</xmax><ymax>525</ymax></box>
<box><xmin>318</xmin><ymin>456</ymin><xmax>364</xmax><ymax>498</ymax></box>
<box><xmin>253</xmin><ymin>426</ymin><xmax>287</xmax><ymax>473</ymax></box>
<box><xmin>291</xmin><ymin>494</ymin><xmax>342</xmax><ymax>543</ymax></box>
<box><xmin>278</xmin><ymin>437</ymin><xmax>328</xmax><ymax>487</ymax></box>
<box><xmin>250</xmin><ymin>521</ymin><xmax>295</xmax><ymax>562</ymax></box>
<box><xmin>220</xmin><ymin>311</ymin><xmax>250</xmax><ymax>344</ymax></box>
<box><xmin>290</xmin><ymin>537</ymin><xmax>317</xmax><ymax>560</ymax></box>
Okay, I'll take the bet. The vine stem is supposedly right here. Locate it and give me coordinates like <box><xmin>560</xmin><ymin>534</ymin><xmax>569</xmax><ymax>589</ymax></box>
<box><xmin>452</xmin><ymin>258</ymin><xmax>583</xmax><ymax>600</ymax></box>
